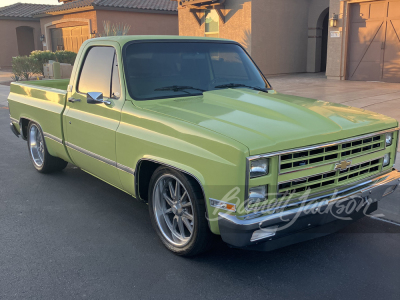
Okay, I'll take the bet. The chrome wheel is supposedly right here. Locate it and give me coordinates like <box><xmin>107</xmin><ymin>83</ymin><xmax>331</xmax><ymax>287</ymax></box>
<box><xmin>153</xmin><ymin>174</ymin><xmax>195</xmax><ymax>247</ymax></box>
<box><xmin>29</xmin><ymin>124</ymin><xmax>44</xmax><ymax>167</ymax></box>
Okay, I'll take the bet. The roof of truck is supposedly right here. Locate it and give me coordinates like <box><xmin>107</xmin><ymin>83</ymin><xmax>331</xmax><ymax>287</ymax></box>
<box><xmin>91</xmin><ymin>35</ymin><xmax>233</xmax><ymax>44</ymax></box>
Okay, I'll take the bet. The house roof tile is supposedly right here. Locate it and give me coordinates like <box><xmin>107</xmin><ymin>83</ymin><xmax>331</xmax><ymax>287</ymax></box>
<box><xmin>0</xmin><ymin>3</ymin><xmax>56</xmax><ymax>19</ymax></box>
<box><xmin>42</xmin><ymin>0</ymin><xmax>178</xmax><ymax>14</ymax></box>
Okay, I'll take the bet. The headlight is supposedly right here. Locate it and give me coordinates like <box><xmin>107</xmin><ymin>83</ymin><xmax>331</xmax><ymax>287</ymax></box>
<box><xmin>248</xmin><ymin>185</ymin><xmax>267</xmax><ymax>206</ymax></box>
<box><xmin>383</xmin><ymin>153</ymin><xmax>391</xmax><ymax>167</ymax></box>
<box><xmin>250</xmin><ymin>158</ymin><xmax>269</xmax><ymax>178</ymax></box>
<box><xmin>386</xmin><ymin>132</ymin><xmax>393</xmax><ymax>146</ymax></box>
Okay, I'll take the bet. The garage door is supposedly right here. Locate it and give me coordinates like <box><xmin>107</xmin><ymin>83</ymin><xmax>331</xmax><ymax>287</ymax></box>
<box><xmin>51</xmin><ymin>25</ymin><xmax>90</xmax><ymax>53</ymax></box>
<box><xmin>347</xmin><ymin>0</ymin><xmax>400</xmax><ymax>82</ymax></box>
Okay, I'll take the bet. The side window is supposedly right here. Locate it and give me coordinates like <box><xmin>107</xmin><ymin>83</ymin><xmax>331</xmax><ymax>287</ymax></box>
<box><xmin>78</xmin><ymin>46</ymin><xmax>115</xmax><ymax>98</ymax></box>
<box><xmin>111</xmin><ymin>53</ymin><xmax>121</xmax><ymax>99</ymax></box>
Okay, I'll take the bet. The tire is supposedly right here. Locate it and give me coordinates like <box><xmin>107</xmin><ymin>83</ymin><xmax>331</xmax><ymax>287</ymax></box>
<box><xmin>148</xmin><ymin>167</ymin><xmax>215</xmax><ymax>256</ymax></box>
<box><xmin>27</xmin><ymin>121</ymin><xmax>68</xmax><ymax>173</ymax></box>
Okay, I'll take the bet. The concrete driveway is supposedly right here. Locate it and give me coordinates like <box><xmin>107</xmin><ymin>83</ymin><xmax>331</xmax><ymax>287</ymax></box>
<box><xmin>269</xmin><ymin>73</ymin><xmax>400</xmax><ymax>125</ymax></box>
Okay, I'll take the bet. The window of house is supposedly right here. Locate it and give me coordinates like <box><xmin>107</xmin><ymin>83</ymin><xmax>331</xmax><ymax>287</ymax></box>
<box><xmin>78</xmin><ymin>46</ymin><xmax>116</xmax><ymax>98</ymax></box>
<box><xmin>205</xmin><ymin>9</ymin><xmax>219</xmax><ymax>38</ymax></box>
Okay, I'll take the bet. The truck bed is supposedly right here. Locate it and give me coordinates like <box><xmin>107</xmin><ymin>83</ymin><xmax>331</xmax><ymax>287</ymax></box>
<box><xmin>8</xmin><ymin>79</ymin><xmax>71</xmax><ymax>162</ymax></box>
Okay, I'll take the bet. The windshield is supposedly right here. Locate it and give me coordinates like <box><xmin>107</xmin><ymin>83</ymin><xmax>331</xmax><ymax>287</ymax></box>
<box><xmin>123</xmin><ymin>42</ymin><xmax>270</xmax><ymax>100</ymax></box>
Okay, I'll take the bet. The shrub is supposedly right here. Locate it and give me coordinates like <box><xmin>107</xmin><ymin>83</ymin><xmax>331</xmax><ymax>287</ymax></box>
<box><xmin>54</xmin><ymin>50</ymin><xmax>77</xmax><ymax>66</ymax></box>
<box><xmin>99</xmin><ymin>21</ymin><xmax>131</xmax><ymax>37</ymax></box>
<box><xmin>30</xmin><ymin>50</ymin><xmax>56</xmax><ymax>76</ymax></box>
<box><xmin>12</xmin><ymin>56</ymin><xmax>39</xmax><ymax>81</ymax></box>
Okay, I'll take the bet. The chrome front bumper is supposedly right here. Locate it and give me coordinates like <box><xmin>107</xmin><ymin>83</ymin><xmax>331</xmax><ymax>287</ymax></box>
<box><xmin>218</xmin><ymin>170</ymin><xmax>400</xmax><ymax>251</ymax></box>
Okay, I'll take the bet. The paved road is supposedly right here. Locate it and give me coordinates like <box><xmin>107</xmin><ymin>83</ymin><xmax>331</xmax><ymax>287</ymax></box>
<box><xmin>1</xmin><ymin>103</ymin><xmax>400</xmax><ymax>299</ymax></box>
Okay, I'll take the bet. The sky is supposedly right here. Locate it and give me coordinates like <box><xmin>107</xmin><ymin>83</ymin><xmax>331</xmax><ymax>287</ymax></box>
<box><xmin>2</xmin><ymin>0</ymin><xmax>61</xmax><ymax>5</ymax></box>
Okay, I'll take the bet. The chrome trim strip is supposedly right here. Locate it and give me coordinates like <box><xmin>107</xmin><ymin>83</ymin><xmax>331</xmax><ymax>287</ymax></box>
<box><xmin>10</xmin><ymin>117</ymin><xmax>18</xmax><ymax>123</ymax></box>
<box><xmin>116</xmin><ymin>163</ymin><xmax>135</xmax><ymax>175</ymax></box>
<box><xmin>65</xmin><ymin>142</ymin><xmax>135</xmax><ymax>175</ymax></box>
<box><xmin>66</xmin><ymin>142</ymin><xmax>116</xmax><ymax>167</ymax></box>
<box><xmin>220</xmin><ymin>170</ymin><xmax>400</xmax><ymax>226</ymax></box>
<box><xmin>43</xmin><ymin>132</ymin><xmax>63</xmax><ymax>145</ymax></box>
<box><xmin>248</xmin><ymin>127</ymin><xmax>399</xmax><ymax>161</ymax></box>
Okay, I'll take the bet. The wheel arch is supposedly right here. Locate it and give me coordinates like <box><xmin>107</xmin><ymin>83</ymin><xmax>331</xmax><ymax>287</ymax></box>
<box><xmin>135</xmin><ymin>158</ymin><xmax>207</xmax><ymax>204</ymax></box>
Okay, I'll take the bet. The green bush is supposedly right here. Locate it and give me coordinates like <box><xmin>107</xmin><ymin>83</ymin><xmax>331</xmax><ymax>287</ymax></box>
<box><xmin>11</xmin><ymin>50</ymin><xmax>78</xmax><ymax>81</ymax></box>
<box><xmin>30</xmin><ymin>50</ymin><xmax>56</xmax><ymax>76</ymax></box>
<box><xmin>54</xmin><ymin>50</ymin><xmax>77</xmax><ymax>66</ymax></box>
<box><xmin>12</xmin><ymin>56</ymin><xmax>39</xmax><ymax>81</ymax></box>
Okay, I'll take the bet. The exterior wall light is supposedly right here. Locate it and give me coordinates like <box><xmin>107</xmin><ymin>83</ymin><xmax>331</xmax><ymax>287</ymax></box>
<box><xmin>91</xmin><ymin>30</ymin><xmax>97</xmax><ymax>38</ymax></box>
<box><xmin>40</xmin><ymin>34</ymin><xmax>45</xmax><ymax>42</ymax></box>
<box><xmin>329</xmin><ymin>13</ymin><xmax>338</xmax><ymax>28</ymax></box>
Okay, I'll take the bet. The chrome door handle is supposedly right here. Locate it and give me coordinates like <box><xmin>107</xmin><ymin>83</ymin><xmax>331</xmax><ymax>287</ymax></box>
<box><xmin>68</xmin><ymin>97</ymin><xmax>81</xmax><ymax>103</ymax></box>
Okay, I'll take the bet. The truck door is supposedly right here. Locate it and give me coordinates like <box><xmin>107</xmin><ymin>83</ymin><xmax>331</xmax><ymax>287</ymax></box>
<box><xmin>63</xmin><ymin>43</ymin><xmax>124</xmax><ymax>189</ymax></box>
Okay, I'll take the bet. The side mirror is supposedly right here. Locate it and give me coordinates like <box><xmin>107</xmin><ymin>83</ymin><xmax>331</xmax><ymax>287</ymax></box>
<box><xmin>87</xmin><ymin>92</ymin><xmax>111</xmax><ymax>105</ymax></box>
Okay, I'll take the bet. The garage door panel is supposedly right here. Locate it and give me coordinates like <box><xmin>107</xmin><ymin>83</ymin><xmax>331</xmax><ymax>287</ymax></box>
<box><xmin>350</xmin><ymin>3</ymin><xmax>370</xmax><ymax>22</ymax></box>
<box><xmin>351</xmin><ymin>61</ymin><xmax>383</xmax><ymax>81</ymax></box>
<box><xmin>383</xmin><ymin>19</ymin><xmax>400</xmax><ymax>82</ymax></box>
<box><xmin>388</xmin><ymin>1</ymin><xmax>400</xmax><ymax>18</ymax></box>
<box><xmin>51</xmin><ymin>25</ymin><xmax>89</xmax><ymax>53</ymax></box>
<box><xmin>369</xmin><ymin>2</ymin><xmax>387</xmax><ymax>19</ymax></box>
<box><xmin>347</xmin><ymin>1</ymin><xmax>400</xmax><ymax>83</ymax></box>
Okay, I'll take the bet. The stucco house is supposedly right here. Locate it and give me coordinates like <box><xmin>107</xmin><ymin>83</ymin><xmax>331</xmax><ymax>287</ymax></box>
<box><xmin>0</xmin><ymin>0</ymin><xmax>178</xmax><ymax>68</ymax></box>
<box><xmin>36</xmin><ymin>0</ymin><xmax>178</xmax><ymax>53</ymax></box>
<box><xmin>176</xmin><ymin>0</ymin><xmax>400</xmax><ymax>83</ymax></box>
<box><xmin>0</xmin><ymin>3</ymin><xmax>55</xmax><ymax>68</ymax></box>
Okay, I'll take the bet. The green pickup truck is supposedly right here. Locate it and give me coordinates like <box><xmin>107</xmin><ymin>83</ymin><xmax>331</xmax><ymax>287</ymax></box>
<box><xmin>8</xmin><ymin>36</ymin><xmax>400</xmax><ymax>256</ymax></box>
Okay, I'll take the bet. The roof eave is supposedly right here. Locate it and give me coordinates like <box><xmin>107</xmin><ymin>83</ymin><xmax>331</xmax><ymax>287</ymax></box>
<box><xmin>35</xmin><ymin>6</ymin><xmax>95</xmax><ymax>18</ymax></box>
<box><xmin>92</xmin><ymin>5</ymin><xmax>177</xmax><ymax>15</ymax></box>
<box><xmin>0</xmin><ymin>16</ymin><xmax>40</xmax><ymax>21</ymax></box>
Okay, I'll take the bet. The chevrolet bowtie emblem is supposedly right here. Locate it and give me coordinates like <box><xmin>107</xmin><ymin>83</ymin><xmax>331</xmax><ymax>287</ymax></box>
<box><xmin>335</xmin><ymin>160</ymin><xmax>352</xmax><ymax>171</ymax></box>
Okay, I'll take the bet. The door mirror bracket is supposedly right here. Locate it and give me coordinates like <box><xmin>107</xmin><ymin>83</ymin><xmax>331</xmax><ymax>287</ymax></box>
<box><xmin>87</xmin><ymin>92</ymin><xmax>111</xmax><ymax>105</ymax></box>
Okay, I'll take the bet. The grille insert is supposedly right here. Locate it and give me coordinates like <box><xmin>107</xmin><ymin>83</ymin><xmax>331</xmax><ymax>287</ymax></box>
<box><xmin>279</xmin><ymin>134</ymin><xmax>384</xmax><ymax>173</ymax></box>
<box><xmin>277</xmin><ymin>158</ymin><xmax>382</xmax><ymax>198</ymax></box>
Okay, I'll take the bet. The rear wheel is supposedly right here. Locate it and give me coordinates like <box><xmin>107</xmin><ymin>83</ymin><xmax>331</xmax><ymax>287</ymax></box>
<box><xmin>27</xmin><ymin>121</ymin><xmax>68</xmax><ymax>173</ymax></box>
<box><xmin>148</xmin><ymin>167</ymin><xmax>215</xmax><ymax>256</ymax></box>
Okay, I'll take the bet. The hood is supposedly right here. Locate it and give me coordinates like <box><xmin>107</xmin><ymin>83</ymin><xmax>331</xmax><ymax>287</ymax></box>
<box><xmin>136</xmin><ymin>89</ymin><xmax>398</xmax><ymax>155</ymax></box>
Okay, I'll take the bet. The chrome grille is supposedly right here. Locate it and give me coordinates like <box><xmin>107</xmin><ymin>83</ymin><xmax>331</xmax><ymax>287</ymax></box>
<box><xmin>280</xmin><ymin>134</ymin><xmax>384</xmax><ymax>173</ymax></box>
<box><xmin>277</xmin><ymin>158</ymin><xmax>382</xmax><ymax>198</ymax></box>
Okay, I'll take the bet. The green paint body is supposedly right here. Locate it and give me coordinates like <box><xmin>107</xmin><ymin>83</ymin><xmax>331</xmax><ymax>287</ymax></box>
<box><xmin>8</xmin><ymin>36</ymin><xmax>399</xmax><ymax>235</ymax></box>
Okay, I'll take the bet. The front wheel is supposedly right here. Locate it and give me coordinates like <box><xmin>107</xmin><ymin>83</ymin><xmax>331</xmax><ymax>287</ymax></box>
<box><xmin>27</xmin><ymin>121</ymin><xmax>68</xmax><ymax>173</ymax></box>
<box><xmin>148</xmin><ymin>167</ymin><xmax>215</xmax><ymax>256</ymax></box>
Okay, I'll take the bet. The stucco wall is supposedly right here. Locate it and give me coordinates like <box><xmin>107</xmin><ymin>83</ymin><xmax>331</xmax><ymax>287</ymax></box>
<box><xmin>251</xmin><ymin>0</ymin><xmax>311</xmax><ymax>75</ymax></box>
<box><xmin>96</xmin><ymin>10</ymin><xmax>178</xmax><ymax>36</ymax></box>
<box><xmin>0</xmin><ymin>19</ymin><xmax>42</xmax><ymax>68</ymax></box>
<box><xmin>178</xmin><ymin>0</ymin><xmax>252</xmax><ymax>53</ymax></box>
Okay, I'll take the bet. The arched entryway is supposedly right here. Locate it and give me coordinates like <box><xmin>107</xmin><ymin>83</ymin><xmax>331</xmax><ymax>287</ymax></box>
<box><xmin>319</xmin><ymin>9</ymin><xmax>329</xmax><ymax>72</ymax></box>
<box><xmin>307</xmin><ymin>1</ymin><xmax>330</xmax><ymax>73</ymax></box>
<box><xmin>16</xmin><ymin>26</ymin><xmax>35</xmax><ymax>56</ymax></box>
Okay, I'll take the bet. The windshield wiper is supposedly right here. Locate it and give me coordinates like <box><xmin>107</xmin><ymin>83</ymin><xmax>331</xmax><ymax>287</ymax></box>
<box><xmin>154</xmin><ymin>85</ymin><xmax>206</xmax><ymax>94</ymax></box>
<box><xmin>215</xmin><ymin>83</ymin><xmax>269</xmax><ymax>92</ymax></box>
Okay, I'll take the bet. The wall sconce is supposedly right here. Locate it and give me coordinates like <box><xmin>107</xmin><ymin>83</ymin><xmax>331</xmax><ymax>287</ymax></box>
<box><xmin>90</xmin><ymin>30</ymin><xmax>97</xmax><ymax>38</ymax></box>
<box><xmin>329</xmin><ymin>13</ymin><xmax>339</xmax><ymax>28</ymax></box>
<box><xmin>40</xmin><ymin>34</ymin><xmax>45</xmax><ymax>42</ymax></box>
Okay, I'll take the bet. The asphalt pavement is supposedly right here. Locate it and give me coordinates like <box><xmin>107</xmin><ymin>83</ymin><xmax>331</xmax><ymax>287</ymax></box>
<box><xmin>1</xmin><ymin>90</ymin><xmax>400</xmax><ymax>299</ymax></box>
